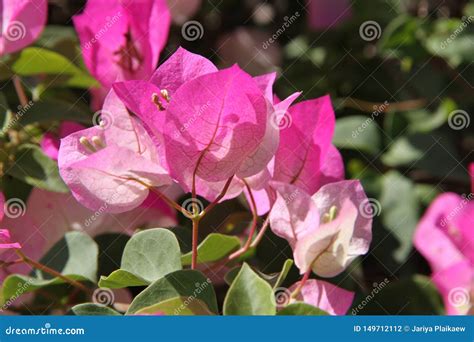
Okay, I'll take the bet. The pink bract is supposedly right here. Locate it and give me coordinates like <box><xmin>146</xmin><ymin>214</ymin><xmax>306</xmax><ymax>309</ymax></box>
<box><xmin>0</xmin><ymin>229</ymin><xmax>21</xmax><ymax>251</ymax></box>
<box><xmin>0</xmin><ymin>0</ymin><xmax>47</xmax><ymax>56</ymax></box>
<box><xmin>288</xmin><ymin>279</ymin><xmax>354</xmax><ymax>315</ymax></box>
<box><xmin>307</xmin><ymin>0</ymin><xmax>352</xmax><ymax>30</ymax></box>
<box><xmin>58</xmin><ymin>90</ymin><xmax>171</xmax><ymax>213</ymax></box>
<box><xmin>41</xmin><ymin>122</ymin><xmax>85</xmax><ymax>160</ymax></box>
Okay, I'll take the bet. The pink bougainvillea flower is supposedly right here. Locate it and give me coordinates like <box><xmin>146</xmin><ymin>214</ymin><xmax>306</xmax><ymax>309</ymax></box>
<box><xmin>253</xmin><ymin>96</ymin><xmax>344</xmax><ymax>215</ymax></box>
<box><xmin>270</xmin><ymin>180</ymin><xmax>372</xmax><ymax>277</ymax></box>
<box><xmin>0</xmin><ymin>0</ymin><xmax>48</xmax><ymax>56</ymax></box>
<box><xmin>414</xmin><ymin>191</ymin><xmax>474</xmax><ymax>315</ymax></box>
<box><xmin>73</xmin><ymin>0</ymin><xmax>171</xmax><ymax>107</ymax></box>
<box><xmin>0</xmin><ymin>229</ymin><xmax>21</xmax><ymax>251</ymax></box>
<box><xmin>114</xmin><ymin>47</ymin><xmax>299</xmax><ymax>202</ymax></box>
<box><xmin>288</xmin><ymin>279</ymin><xmax>354</xmax><ymax>315</ymax></box>
<box><xmin>41</xmin><ymin>122</ymin><xmax>85</xmax><ymax>160</ymax></box>
<box><xmin>58</xmin><ymin>90</ymin><xmax>171</xmax><ymax>213</ymax></box>
<box><xmin>307</xmin><ymin>0</ymin><xmax>352</xmax><ymax>30</ymax></box>
<box><xmin>0</xmin><ymin>191</ymin><xmax>4</xmax><ymax>222</ymax></box>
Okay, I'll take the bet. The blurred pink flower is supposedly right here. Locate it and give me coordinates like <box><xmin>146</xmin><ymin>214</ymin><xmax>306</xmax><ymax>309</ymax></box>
<box><xmin>166</xmin><ymin>0</ymin><xmax>201</xmax><ymax>24</ymax></box>
<box><xmin>73</xmin><ymin>0</ymin><xmax>171</xmax><ymax>107</ymax></box>
<box><xmin>307</xmin><ymin>0</ymin><xmax>352</xmax><ymax>30</ymax></box>
<box><xmin>288</xmin><ymin>279</ymin><xmax>354</xmax><ymax>315</ymax></box>
<box><xmin>0</xmin><ymin>0</ymin><xmax>48</xmax><ymax>56</ymax></box>
<box><xmin>414</xmin><ymin>190</ymin><xmax>474</xmax><ymax>315</ymax></box>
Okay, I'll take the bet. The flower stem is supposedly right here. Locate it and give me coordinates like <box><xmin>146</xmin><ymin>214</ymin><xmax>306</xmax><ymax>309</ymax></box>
<box><xmin>15</xmin><ymin>250</ymin><xmax>89</xmax><ymax>292</ymax></box>
<box><xmin>191</xmin><ymin>217</ymin><xmax>200</xmax><ymax>270</ymax></box>
<box><xmin>12</xmin><ymin>75</ymin><xmax>28</xmax><ymax>107</ymax></box>
<box><xmin>290</xmin><ymin>269</ymin><xmax>311</xmax><ymax>300</ymax></box>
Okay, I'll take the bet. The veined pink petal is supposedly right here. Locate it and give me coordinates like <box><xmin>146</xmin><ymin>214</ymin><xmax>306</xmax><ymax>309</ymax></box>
<box><xmin>0</xmin><ymin>0</ymin><xmax>47</xmax><ymax>56</ymax></box>
<box><xmin>163</xmin><ymin>65</ymin><xmax>267</xmax><ymax>192</ymax></box>
<box><xmin>288</xmin><ymin>279</ymin><xmax>354</xmax><ymax>315</ymax></box>
<box><xmin>269</xmin><ymin>182</ymin><xmax>320</xmax><ymax>248</ymax></box>
<box><xmin>273</xmin><ymin>96</ymin><xmax>339</xmax><ymax>195</ymax></box>
<box><xmin>294</xmin><ymin>198</ymin><xmax>358</xmax><ymax>277</ymax></box>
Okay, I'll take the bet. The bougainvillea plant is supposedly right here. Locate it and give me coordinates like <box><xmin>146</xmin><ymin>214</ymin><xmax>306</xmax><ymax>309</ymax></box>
<box><xmin>1</xmin><ymin>0</ymin><xmax>471</xmax><ymax>317</ymax></box>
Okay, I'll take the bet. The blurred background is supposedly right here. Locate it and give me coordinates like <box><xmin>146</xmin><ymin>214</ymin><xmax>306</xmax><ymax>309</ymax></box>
<box><xmin>1</xmin><ymin>0</ymin><xmax>473</xmax><ymax>314</ymax></box>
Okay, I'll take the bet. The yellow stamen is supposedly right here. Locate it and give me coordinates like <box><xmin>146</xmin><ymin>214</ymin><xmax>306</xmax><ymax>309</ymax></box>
<box><xmin>79</xmin><ymin>137</ymin><xmax>97</xmax><ymax>153</ymax></box>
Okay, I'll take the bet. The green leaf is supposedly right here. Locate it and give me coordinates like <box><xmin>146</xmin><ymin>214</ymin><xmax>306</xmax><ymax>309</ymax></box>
<box><xmin>2</xmin><ymin>47</ymin><xmax>97</xmax><ymax>88</ymax></box>
<box><xmin>1</xmin><ymin>232</ymin><xmax>98</xmax><ymax>304</ymax></box>
<box><xmin>127</xmin><ymin>270</ymin><xmax>217</xmax><ymax>315</ymax></box>
<box><xmin>133</xmin><ymin>297</ymin><xmax>214</xmax><ymax>316</ymax></box>
<box><xmin>16</xmin><ymin>99</ymin><xmax>92</xmax><ymax>126</ymax></box>
<box><xmin>72</xmin><ymin>303</ymin><xmax>121</xmax><ymax>316</ymax></box>
<box><xmin>380</xmin><ymin>171</ymin><xmax>420</xmax><ymax>262</ymax></box>
<box><xmin>278</xmin><ymin>302</ymin><xmax>329</xmax><ymax>315</ymax></box>
<box><xmin>333</xmin><ymin>116</ymin><xmax>381</xmax><ymax>156</ymax></box>
<box><xmin>357</xmin><ymin>275</ymin><xmax>444</xmax><ymax>314</ymax></box>
<box><xmin>181</xmin><ymin>233</ymin><xmax>241</xmax><ymax>266</ymax></box>
<box><xmin>100</xmin><ymin>229</ymin><xmax>182</xmax><ymax>289</ymax></box>
<box><xmin>223</xmin><ymin>263</ymin><xmax>276</xmax><ymax>315</ymax></box>
<box><xmin>6</xmin><ymin>144</ymin><xmax>68</xmax><ymax>193</ymax></box>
